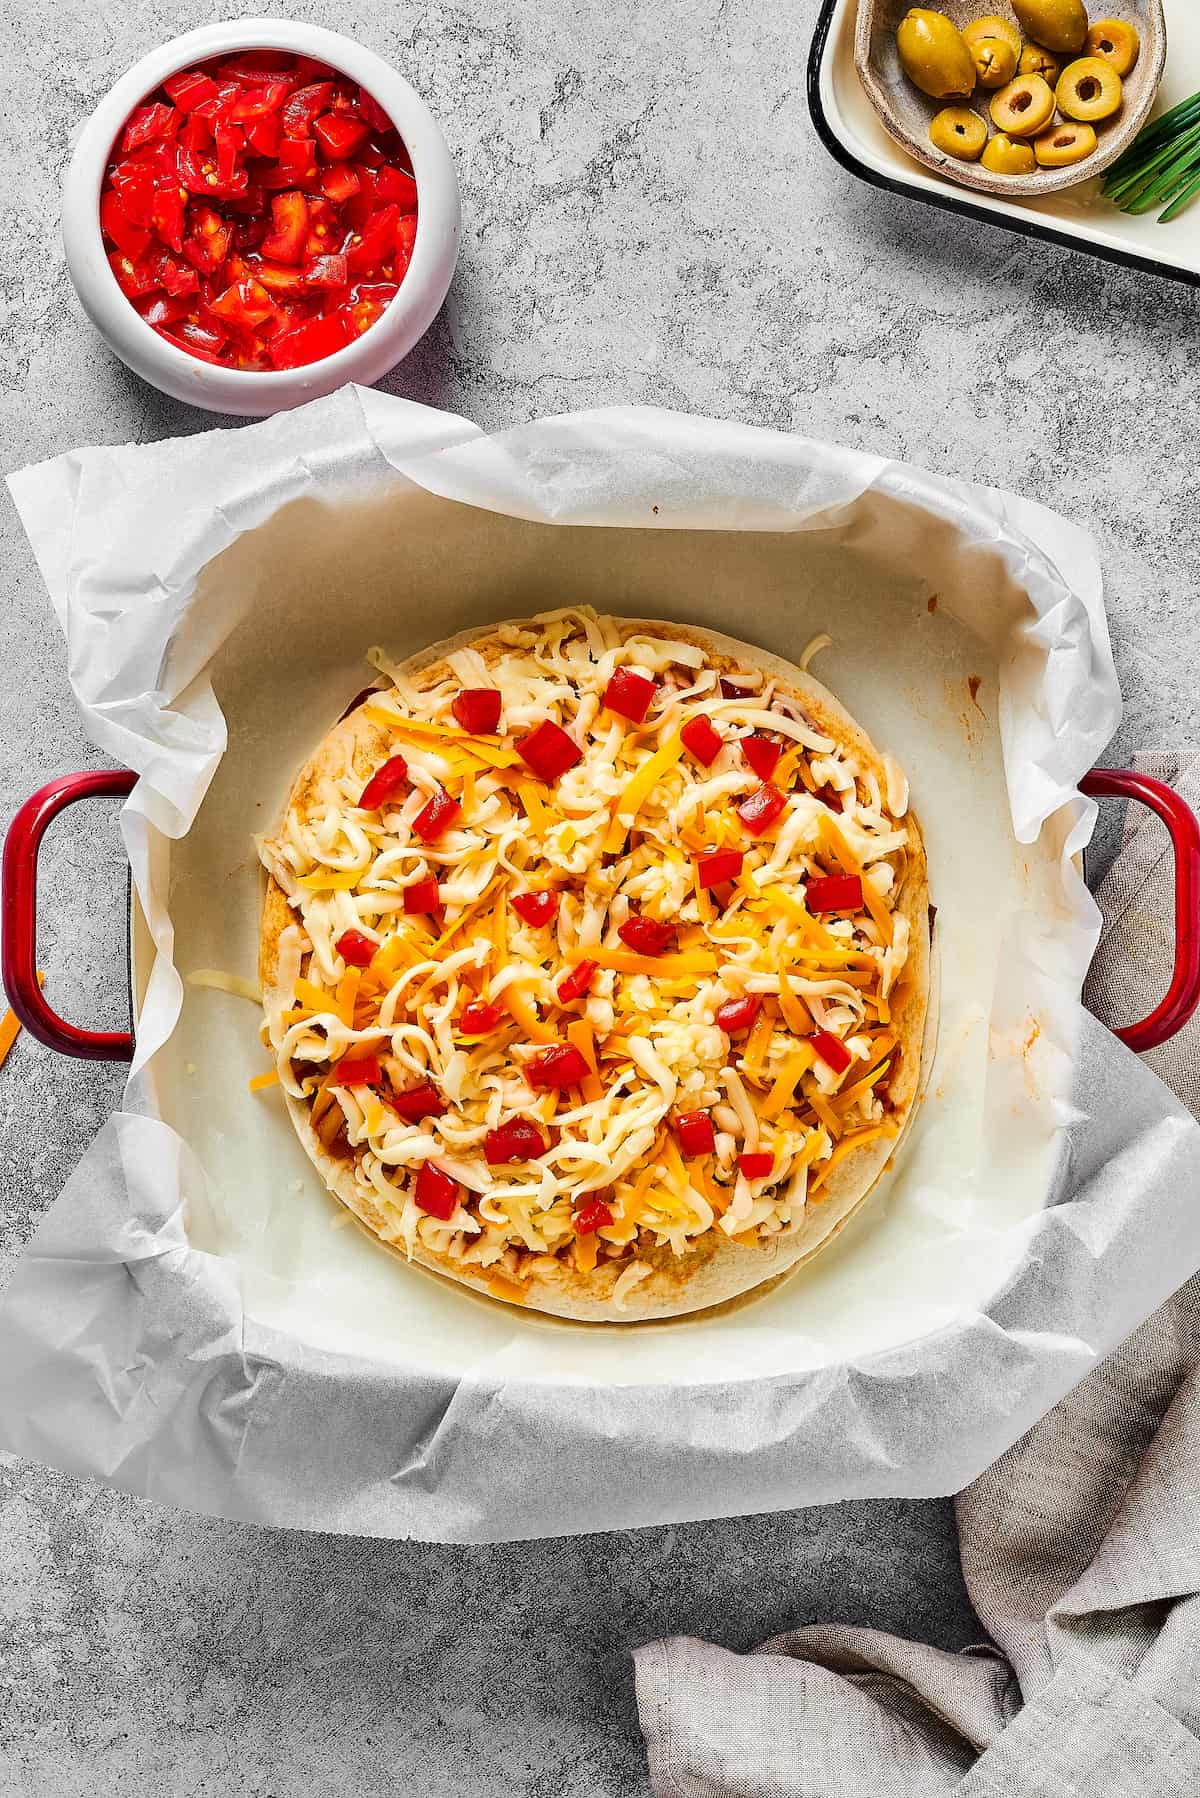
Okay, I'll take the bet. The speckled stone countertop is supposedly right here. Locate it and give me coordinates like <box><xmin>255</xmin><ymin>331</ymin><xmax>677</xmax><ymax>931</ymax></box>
<box><xmin>2</xmin><ymin>1</ymin><xmax>1197</xmax><ymax>1791</ymax></box>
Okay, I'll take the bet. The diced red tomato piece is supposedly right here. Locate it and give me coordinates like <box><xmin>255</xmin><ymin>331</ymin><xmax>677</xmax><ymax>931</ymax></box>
<box><xmin>164</xmin><ymin>70</ymin><xmax>220</xmax><ymax>113</ymax></box>
<box><xmin>673</xmin><ymin>1111</ymin><xmax>716</xmax><ymax>1156</ymax></box>
<box><xmin>511</xmin><ymin>890</ymin><xmax>558</xmax><ymax>928</ymax></box>
<box><xmin>332</xmin><ymin>1053</ymin><xmax>381</xmax><ymax>1086</ymax></box>
<box><xmin>573</xmin><ymin>1198</ymin><xmax>614</xmax><ymax>1236</ymax></box>
<box><xmin>145</xmin><ymin>247</ymin><xmax>198</xmax><ymax>295</ymax></box>
<box><xmin>680</xmin><ymin>714</ymin><xmax>723</xmax><ymax>766</ymax></box>
<box><xmin>121</xmin><ymin>102</ymin><xmax>178</xmax><ymax>153</ymax></box>
<box><xmin>451</xmin><ymin>688</ymin><xmax>502</xmax><ymax>735</ymax></box>
<box><xmin>738</xmin><ymin>784</ymin><xmax>787</xmax><ymax>837</ymax></box>
<box><xmin>342</xmin><ymin>282</ymin><xmax>398</xmax><ymax>336</ymax></box>
<box><xmin>358</xmin><ymin>754</ymin><xmax>409</xmax><ymax>810</ymax></box>
<box><xmin>374</xmin><ymin>165</ymin><xmax>418</xmax><ymax>210</ymax></box>
<box><xmin>695</xmin><ymin>848</ymin><xmax>744</xmax><ymax>890</ymax></box>
<box><xmin>413</xmin><ymin>1161</ymin><xmax>459</xmax><ymax>1221</ymax></box>
<box><xmin>208</xmin><ymin>277</ymin><xmax>275</xmax><ymax>329</ymax></box>
<box><xmin>715</xmin><ymin>995</ymin><xmax>761</xmax><ymax>1036</ymax></box>
<box><xmin>260</xmin><ymin>190</ymin><xmax>308</xmax><ymax>262</ymax></box>
<box><xmin>245</xmin><ymin>111</ymin><xmax>283</xmax><ymax>157</ymax></box>
<box><xmin>182</xmin><ymin>205</ymin><xmax>233</xmax><ymax>275</ymax></box>
<box><xmin>282</xmin><ymin>81</ymin><xmax>334</xmax><ymax>138</ymax></box>
<box><xmin>738</xmin><ymin>1152</ymin><xmax>775</xmax><ymax>1179</ymax></box>
<box><xmin>136</xmin><ymin>291</ymin><xmax>194</xmax><ymax>328</ymax></box>
<box><xmin>618</xmin><ymin>916</ymin><xmax>674</xmax><ymax>956</ymax></box>
<box><xmin>150</xmin><ymin>184</ymin><xmax>187</xmax><ymax>253</ymax></box>
<box><xmin>320</xmin><ymin>161</ymin><xmax>362</xmax><ymax>203</ymax></box>
<box><xmin>346</xmin><ymin>203</ymin><xmax>401</xmax><ymax>274</ymax></box>
<box><xmin>218</xmin><ymin>52</ymin><xmax>300</xmax><ymax>83</ymax></box>
<box><xmin>267</xmin><ymin>308</ymin><xmax>353</xmax><ymax>368</ymax></box>
<box><xmin>806</xmin><ymin>874</ymin><xmax>864</xmax><ymax>913</ymax></box>
<box><xmin>517</xmin><ymin>720</ymin><xmax>582</xmax><ymax>783</ymax></box>
<box><xmin>403</xmin><ymin>876</ymin><xmax>441</xmax><ymax>915</ymax></box>
<box><xmin>227</xmin><ymin>79</ymin><xmax>291</xmax><ymax>123</ymax></box>
<box><xmin>413</xmin><ymin>788</ymin><xmax>461</xmax><ymax>843</ymax></box>
<box><xmin>303</xmin><ymin>253</ymin><xmax>349</xmax><ymax>288</ymax></box>
<box><xmin>275</xmin><ymin>136</ymin><xmax>318</xmax><ymax>180</ymax></box>
<box><xmin>604</xmin><ymin>667</ymin><xmax>657</xmax><ymax>724</ymax></box>
<box><xmin>313</xmin><ymin>113</ymin><xmax>369</xmax><ymax>160</ymax></box>
<box><xmin>459</xmin><ymin>1001</ymin><xmax>504</xmax><ymax>1037</ymax></box>
<box><xmin>161</xmin><ymin>317</ymin><xmax>226</xmax><ymax>359</ymax></box>
<box><xmin>485</xmin><ymin>1120</ymin><xmax>548</xmax><ymax>1165</ymax></box>
<box><xmin>335</xmin><ymin>929</ymin><xmax>377</xmax><ymax>967</ymax></box>
<box><xmin>100</xmin><ymin>190</ymin><xmax>151</xmax><ymax>262</ymax></box>
<box><xmin>556</xmin><ymin>960</ymin><xmax>597</xmax><ymax>1005</ymax></box>
<box><xmin>396</xmin><ymin>213</ymin><xmax>417</xmax><ymax>266</ymax></box>
<box><xmin>358</xmin><ymin>87</ymin><xmax>395</xmax><ymax>133</ymax></box>
<box><xmin>109</xmin><ymin>161</ymin><xmax>159</xmax><ymax>227</ymax></box>
<box><xmin>108</xmin><ymin>251</ymin><xmax>157</xmax><ymax>298</ymax></box>
<box><xmin>812</xmin><ymin>1030</ymin><xmax>853</xmax><ymax>1075</ymax></box>
<box><xmin>391</xmin><ymin>1083</ymin><xmax>445</xmax><ymax>1122</ymax></box>
<box><xmin>215</xmin><ymin>121</ymin><xmax>244</xmax><ymax>187</ymax></box>
<box><xmin>526</xmin><ymin>1044</ymin><xmax>591</xmax><ymax>1090</ymax></box>
<box><xmin>253</xmin><ymin>260</ymin><xmax>306</xmax><ymax>297</ymax></box>
<box><xmin>741</xmin><ymin>735</ymin><xmax>782</xmax><ymax>782</ymax></box>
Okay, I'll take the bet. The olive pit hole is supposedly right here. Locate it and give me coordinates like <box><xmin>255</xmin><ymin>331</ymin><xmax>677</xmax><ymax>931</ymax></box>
<box><xmin>1078</xmin><ymin>77</ymin><xmax>1100</xmax><ymax>100</ymax></box>
<box><xmin>1012</xmin><ymin>90</ymin><xmax>1033</xmax><ymax>113</ymax></box>
<box><xmin>1099</xmin><ymin>36</ymin><xmax>1114</xmax><ymax>53</ymax></box>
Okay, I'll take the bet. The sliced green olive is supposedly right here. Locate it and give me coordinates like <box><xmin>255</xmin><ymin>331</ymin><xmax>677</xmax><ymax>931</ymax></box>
<box><xmin>963</xmin><ymin>15</ymin><xmax>1023</xmax><ymax>60</ymax></box>
<box><xmin>990</xmin><ymin>74</ymin><xmax>1057</xmax><ymax>136</ymax></box>
<box><xmin>1056</xmin><ymin>56</ymin><xmax>1123</xmax><ymax>122</ymax></box>
<box><xmin>929</xmin><ymin>105</ymin><xmax>988</xmax><ymax>160</ymax></box>
<box><xmin>981</xmin><ymin>132</ymin><xmax>1038</xmax><ymax>174</ymax></box>
<box><xmin>1034</xmin><ymin>119</ymin><xmax>1098</xmax><ymax>165</ymax></box>
<box><xmin>1085</xmin><ymin>19</ymin><xmax>1140</xmax><ymax>77</ymax></box>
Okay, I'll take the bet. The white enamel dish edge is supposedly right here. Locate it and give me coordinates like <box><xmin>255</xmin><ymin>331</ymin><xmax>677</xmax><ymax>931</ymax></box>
<box><xmin>814</xmin><ymin>0</ymin><xmax>1200</xmax><ymax>287</ymax></box>
<box><xmin>132</xmin><ymin>482</ymin><xmax>1082</xmax><ymax>1390</ymax></box>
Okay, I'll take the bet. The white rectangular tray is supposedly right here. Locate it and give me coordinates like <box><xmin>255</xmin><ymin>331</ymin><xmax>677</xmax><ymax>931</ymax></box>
<box><xmin>810</xmin><ymin>0</ymin><xmax>1200</xmax><ymax>288</ymax></box>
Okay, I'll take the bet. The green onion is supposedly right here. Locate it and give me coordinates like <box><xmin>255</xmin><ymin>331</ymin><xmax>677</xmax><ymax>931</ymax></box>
<box><xmin>1103</xmin><ymin>91</ymin><xmax>1200</xmax><ymax>223</ymax></box>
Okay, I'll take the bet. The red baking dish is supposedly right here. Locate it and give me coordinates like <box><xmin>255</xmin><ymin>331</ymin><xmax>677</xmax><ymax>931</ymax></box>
<box><xmin>3</xmin><ymin>764</ymin><xmax>1199</xmax><ymax>1061</ymax></box>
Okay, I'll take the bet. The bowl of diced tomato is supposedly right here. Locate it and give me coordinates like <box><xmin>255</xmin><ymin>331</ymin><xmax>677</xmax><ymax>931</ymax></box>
<box><xmin>62</xmin><ymin>19</ymin><xmax>461</xmax><ymax>415</ymax></box>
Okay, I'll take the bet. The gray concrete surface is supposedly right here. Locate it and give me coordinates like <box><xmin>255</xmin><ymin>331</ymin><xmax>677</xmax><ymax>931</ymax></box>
<box><xmin>2</xmin><ymin>0</ymin><xmax>1197</xmax><ymax>1791</ymax></box>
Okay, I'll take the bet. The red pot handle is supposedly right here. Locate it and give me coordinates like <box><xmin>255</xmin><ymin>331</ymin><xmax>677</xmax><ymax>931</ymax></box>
<box><xmin>2</xmin><ymin>769</ymin><xmax>137</xmax><ymax>1060</ymax></box>
<box><xmin>1082</xmin><ymin>768</ymin><xmax>1200</xmax><ymax>1053</ymax></box>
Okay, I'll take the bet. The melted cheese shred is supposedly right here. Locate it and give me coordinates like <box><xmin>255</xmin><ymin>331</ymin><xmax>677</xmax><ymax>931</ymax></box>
<box><xmin>258</xmin><ymin>608</ymin><xmax>913</xmax><ymax>1303</ymax></box>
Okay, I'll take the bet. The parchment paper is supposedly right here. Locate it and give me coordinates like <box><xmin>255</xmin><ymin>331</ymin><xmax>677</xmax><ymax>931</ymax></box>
<box><xmin>3</xmin><ymin>390</ymin><xmax>1199</xmax><ymax>1542</ymax></box>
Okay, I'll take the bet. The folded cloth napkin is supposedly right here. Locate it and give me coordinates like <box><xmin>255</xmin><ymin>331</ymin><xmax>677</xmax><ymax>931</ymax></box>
<box><xmin>635</xmin><ymin>753</ymin><xmax>1200</xmax><ymax>1798</ymax></box>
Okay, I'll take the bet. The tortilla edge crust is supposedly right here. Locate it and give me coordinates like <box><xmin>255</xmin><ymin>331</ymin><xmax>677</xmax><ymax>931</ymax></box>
<box><xmin>259</xmin><ymin>616</ymin><xmax>931</xmax><ymax>1323</ymax></box>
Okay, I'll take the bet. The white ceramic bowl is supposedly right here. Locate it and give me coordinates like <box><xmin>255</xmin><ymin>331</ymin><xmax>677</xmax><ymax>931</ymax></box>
<box><xmin>62</xmin><ymin>18</ymin><xmax>462</xmax><ymax>415</ymax></box>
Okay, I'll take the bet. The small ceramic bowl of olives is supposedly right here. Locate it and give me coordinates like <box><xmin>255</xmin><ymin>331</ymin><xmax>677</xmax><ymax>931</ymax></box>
<box><xmin>855</xmin><ymin>0</ymin><xmax>1166</xmax><ymax>198</ymax></box>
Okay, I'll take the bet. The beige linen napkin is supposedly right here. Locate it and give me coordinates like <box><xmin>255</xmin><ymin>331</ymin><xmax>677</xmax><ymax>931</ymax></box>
<box><xmin>635</xmin><ymin>754</ymin><xmax>1200</xmax><ymax>1798</ymax></box>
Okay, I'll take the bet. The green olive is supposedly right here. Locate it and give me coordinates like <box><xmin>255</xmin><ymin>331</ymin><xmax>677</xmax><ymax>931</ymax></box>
<box><xmin>963</xmin><ymin>16</ymin><xmax>1023</xmax><ymax>60</ymax></box>
<box><xmin>981</xmin><ymin>132</ymin><xmax>1038</xmax><ymax>174</ymax></box>
<box><xmin>896</xmin><ymin>9</ymin><xmax>977</xmax><ymax>100</ymax></box>
<box><xmin>1085</xmin><ymin>19</ymin><xmax>1140</xmax><ymax>77</ymax></box>
<box><xmin>1034</xmin><ymin>119</ymin><xmax>1098</xmax><ymax>165</ymax></box>
<box><xmin>1057</xmin><ymin>56</ymin><xmax>1124</xmax><ymax>121</ymax></box>
<box><xmin>990</xmin><ymin>73</ymin><xmax>1057</xmax><ymax>136</ymax></box>
<box><xmin>929</xmin><ymin>105</ymin><xmax>988</xmax><ymax>159</ymax></box>
<box><xmin>971</xmin><ymin>36</ymin><xmax>1019</xmax><ymax>88</ymax></box>
<box><xmin>1018</xmin><ymin>44</ymin><xmax>1061</xmax><ymax>86</ymax></box>
<box><xmin>1011</xmin><ymin>0</ymin><xmax>1087</xmax><ymax>55</ymax></box>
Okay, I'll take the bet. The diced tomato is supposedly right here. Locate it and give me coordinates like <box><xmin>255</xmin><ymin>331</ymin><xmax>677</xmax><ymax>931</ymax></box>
<box><xmin>806</xmin><ymin>874</ymin><xmax>864</xmax><ymax>913</ymax></box>
<box><xmin>604</xmin><ymin>667</ymin><xmax>657</xmax><ymax>724</ymax></box>
<box><xmin>346</xmin><ymin>203</ymin><xmax>401</xmax><ymax>274</ymax></box>
<box><xmin>136</xmin><ymin>291</ymin><xmax>194</xmax><ymax>328</ymax></box>
<box><xmin>108</xmin><ymin>251</ymin><xmax>157</xmax><ymax>298</ymax></box>
<box><xmin>275</xmin><ymin>135</ymin><xmax>318</xmax><ymax>180</ymax></box>
<box><xmin>485</xmin><ymin>1120</ymin><xmax>548</xmax><ymax>1165</ymax></box>
<box><xmin>812</xmin><ymin>1030</ymin><xmax>853</xmax><ymax>1075</ymax></box>
<box><xmin>741</xmin><ymin>735</ymin><xmax>782</xmax><ymax>782</ymax></box>
<box><xmin>358</xmin><ymin>87</ymin><xmax>395</xmax><ymax>134</ymax></box>
<box><xmin>109</xmin><ymin>161</ymin><xmax>159</xmax><ymax>227</ymax></box>
<box><xmin>218</xmin><ymin>52</ymin><xmax>300</xmax><ymax>83</ymax></box>
<box><xmin>511</xmin><ymin>890</ymin><xmax>558</xmax><ymax>928</ymax></box>
<box><xmin>358</xmin><ymin>754</ymin><xmax>408</xmax><ymax>809</ymax></box>
<box><xmin>164</xmin><ymin>70</ymin><xmax>220</xmax><ymax>113</ymax></box>
<box><xmin>208</xmin><ymin>278</ymin><xmax>275</xmax><ymax>330</ymax></box>
<box><xmin>303</xmin><ymin>253</ymin><xmax>349</xmax><ymax>288</ymax></box>
<box><xmin>190</xmin><ymin>82</ymin><xmax>241</xmax><ymax>123</ymax></box>
<box><xmin>618</xmin><ymin>916</ymin><xmax>674</xmax><ymax>956</ymax></box>
<box><xmin>147</xmin><ymin>247</ymin><xmax>199</xmax><ymax>296</ymax></box>
<box><xmin>335</xmin><ymin>928</ymin><xmax>377</xmax><ymax>967</ymax></box>
<box><xmin>162</xmin><ymin>316</ymin><xmax>226</xmax><ymax>357</ymax></box>
<box><xmin>282</xmin><ymin>81</ymin><xmax>334</xmax><ymax>137</ymax></box>
<box><xmin>459</xmin><ymin>1001</ymin><xmax>504</xmax><ymax>1037</ymax></box>
<box><xmin>413</xmin><ymin>1161</ymin><xmax>459</xmax><ymax>1221</ymax></box>
<box><xmin>253</xmin><ymin>260</ymin><xmax>306</xmax><ymax>297</ymax></box>
<box><xmin>738</xmin><ymin>1152</ymin><xmax>775</xmax><ymax>1179</ymax></box>
<box><xmin>182</xmin><ymin>205</ymin><xmax>233</xmax><ymax>274</ymax></box>
<box><xmin>396</xmin><ymin>213</ymin><xmax>417</xmax><ymax>265</ymax></box>
<box><xmin>313</xmin><ymin>113</ymin><xmax>369</xmax><ymax>160</ymax></box>
<box><xmin>150</xmin><ymin>184</ymin><xmax>187</xmax><ymax>253</ymax></box>
<box><xmin>215</xmin><ymin>121</ymin><xmax>245</xmax><ymax>187</ymax></box>
<box><xmin>158</xmin><ymin>329</ymin><xmax>222</xmax><ymax>364</ymax></box>
<box><xmin>321</xmin><ymin>160</ymin><xmax>362</xmax><ymax>203</ymax></box>
<box><xmin>245</xmin><ymin>111</ymin><xmax>283</xmax><ymax>157</ymax></box>
<box><xmin>680</xmin><ymin>714</ymin><xmax>723</xmax><ymax>766</ymax></box>
<box><xmin>715</xmin><ymin>995</ymin><xmax>760</xmax><ymax>1036</ymax></box>
<box><xmin>100</xmin><ymin>190</ymin><xmax>150</xmax><ymax>262</ymax></box>
<box><xmin>556</xmin><ymin>960</ymin><xmax>597</xmax><ymax>1005</ymax></box>
<box><xmin>517</xmin><ymin>720</ymin><xmax>582</xmax><ymax>783</ymax></box>
<box><xmin>122</xmin><ymin>102</ymin><xmax>178</xmax><ymax>153</ymax></box>
<box><xmin>332</xmin><ymin>1053</ymin><xmax>381</xmax><ymax>1086</ymax></box>
<box><xmin>403</xmin><ymin>876</ymin><xmax>441</xmax><ymax>915</ymax></box>
<box><xmin>738</xmin><ymin>784</ymin><xmax>787</xmax><ymax>837</ymax></box>
<box><xmin>268</xmin><ymin>308</ymin><xmax>353</xmax><ymax>368</ymax></box>
<box><xmin>673</xmin><ymin>1111</ymin><xmax>716</xmax><ymax>1156</ymax></box>
<box><xmin>391</xmin><ymin>1083</ymin><xmax>445</xmax><ymax>1122</ymax></box>
<box><xmin>695</xmin><ymin>848</ymin><xmax>744</xmax><ymax>889</ymax></box>
<box><xmin>413</xmin><ymin>789</ymin><xmax>461</xmax><ymax>843</ymax></box>
<box><xmin>451</xmin><ymin>688</ymin><xmax>502</xmax><ymax>735</ymax></box>
<box><xmin>526</xmin><ymin>1044</ymin><xmax>590</xmax><ymax>1090</ymax></box>
<box><xmin>573</xmin><ymin>1198</ymin><xmax>614</xmax><ymax>1236</ymax></box>
<box><xmin>260</xmin><ymin>190</ymin><xmax>308</xmax><ymax>262</ymax></box>
<box><xmin>342</xmin><ymin>282</ymin><xmax>398</xmax><ymax>336</ymax></box>
<box><xmin>374</xmin><ymin>164</ymin><xmax>418</xmax><ymax>210</ymax></box>
<box><xmin>228</xmin><ymin>79</ymin><xmax>291</xmax><ymax>123</ymax></box>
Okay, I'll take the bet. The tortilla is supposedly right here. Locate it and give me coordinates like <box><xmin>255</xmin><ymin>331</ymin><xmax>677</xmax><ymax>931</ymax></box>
<box><xmin>258</xmin><ymin>612</ymin><xmax>932</xmax><ymax>1323</ymax></box>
